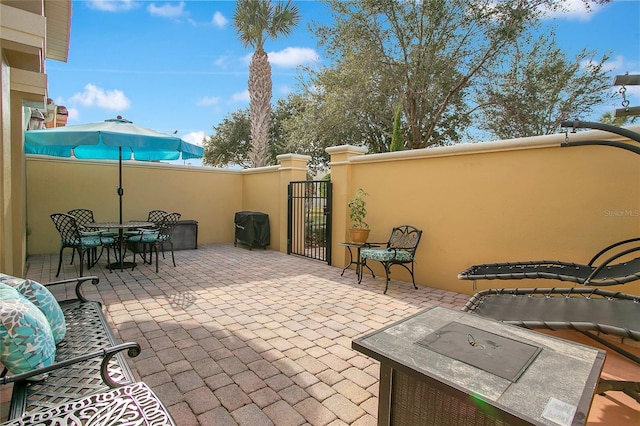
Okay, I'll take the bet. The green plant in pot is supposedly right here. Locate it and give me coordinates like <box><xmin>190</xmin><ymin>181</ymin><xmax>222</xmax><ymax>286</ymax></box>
<box><xmin>348</xmin><ymin>188</ymin><xmax>370</xmax><ymax>244</ymax></box>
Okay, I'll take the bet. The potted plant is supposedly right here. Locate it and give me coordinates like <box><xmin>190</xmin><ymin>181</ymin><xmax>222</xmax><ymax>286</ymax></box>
<box><xmin>348</xmin><ymin>188</ymin><xmax>370</xmax><ymax>244</ymax></box>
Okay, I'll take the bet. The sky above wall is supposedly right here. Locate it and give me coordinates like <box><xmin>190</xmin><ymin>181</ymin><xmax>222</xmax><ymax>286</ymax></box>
<box><xmin>45</xmin><ymin>0</ymin><xmax>640</xmax><ymax>155</ymax></box>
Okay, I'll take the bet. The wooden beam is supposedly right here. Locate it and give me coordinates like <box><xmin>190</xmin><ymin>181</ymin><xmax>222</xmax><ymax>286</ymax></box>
<box><xmin>613</xmin><ymin>74</ymin><xmax>640</xmax><ymax>86</ymax></box>
<box><xmin>614</xmin><ymin>106</ymin><xmax>640</xmax><ymax>117</ymax></box>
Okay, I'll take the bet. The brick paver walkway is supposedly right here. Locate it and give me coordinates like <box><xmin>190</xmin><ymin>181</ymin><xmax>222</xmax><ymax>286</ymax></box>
<box><xmin>20</xmin><ymin>243</ymin><xmax>468</xmax><ymax>425</ymax></box>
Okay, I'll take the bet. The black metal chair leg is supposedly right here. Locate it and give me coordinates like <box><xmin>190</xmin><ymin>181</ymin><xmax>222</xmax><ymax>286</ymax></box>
<box><xmin>383</xmin><ymin>263</ymin><xmax>391</xmax><ymax>294</ymax></box>
<box><xmin>154</xmin><ymin>243</ymin><xmax>160</xmax><ymax>273</ymax></box>
<box><xmin>56</xmin><ymin>248</ymin><xmax>64</xmax><ymax>277</ymax></box>
<box><xmin>79</xmin><ymin>250</ymin><xmax>85</xmax><ymax>277</ymax></box>
<box><xmin>170</xmin><ymin>243</ymin><xmax>176</xmax><ymax>267</ymax></box>
<box><xmin>410</xmin><ymin>264</ymin><xmax>418</xmax><ymax>289</ymax></box>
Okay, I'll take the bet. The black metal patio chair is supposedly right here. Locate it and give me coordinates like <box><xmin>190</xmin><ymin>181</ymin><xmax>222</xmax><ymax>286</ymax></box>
<box><xmin>360</xmin><ymin>225</ymin><xmax>423</xmax><ymax>294</ymax></box>
<box><xmin>67</xmin><ymin>208</ymin><xmax>117</xmax><ymax>264</ymax></box>
<box><xmin>129</xmin><ymin>212</ymin><xmax>181</xmax><ymax>272</ymax></box>
<box><xmin>51</xmin><ymin>213</ymin><xmax>115</xmax><ymax>277</ymax></box>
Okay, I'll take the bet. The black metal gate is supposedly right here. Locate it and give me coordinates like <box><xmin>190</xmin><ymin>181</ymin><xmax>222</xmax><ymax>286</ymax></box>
<box><xmin>287</xmin><ymin>180</ymin><xmax>332</xmax><ymax>264</ymax></box>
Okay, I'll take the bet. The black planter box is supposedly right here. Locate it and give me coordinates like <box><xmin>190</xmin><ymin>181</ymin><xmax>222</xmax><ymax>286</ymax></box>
<box><xmin>234</xmin><ymin>211</ymin><xmax>270</xmax><ymax>250</ymax></box>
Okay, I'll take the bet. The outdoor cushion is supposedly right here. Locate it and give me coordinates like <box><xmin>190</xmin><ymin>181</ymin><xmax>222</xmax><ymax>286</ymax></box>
<box><xmin>0</xmin><ymin>283</ymin><xmax>55</xmax><ymax>377</ymax></box>
<box><xmin>128</xmin><ymin>231</ymin><xmax>160</xmax><ymax>244</ymax></box>
<box><xmin>0</xmin><ymin>274</ymin><xmax>66</xmax><ymax>344</ymax></box>
<box><xmin>361</xmin><ymin>248</ymin><xmax>413</xmax><ymax>262</ymax></box>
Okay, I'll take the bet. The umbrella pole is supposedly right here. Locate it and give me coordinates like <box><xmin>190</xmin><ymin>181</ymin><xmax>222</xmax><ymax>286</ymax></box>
<box><xmin>118</xmin><ymin>147</ymin><xmax>124</xmax><ymax>271</ymax></box>
<box><xmin>118</xmin><ymin>147</ymin><xmax>123</xmax><ymax>224</ymax></box>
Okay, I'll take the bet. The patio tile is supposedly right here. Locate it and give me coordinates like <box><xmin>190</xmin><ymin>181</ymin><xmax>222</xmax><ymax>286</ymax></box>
<box><xmin>8</xmin><ymin>243</ymin><xmax>636</xmax><ymax>425</ymax></box>
<box><xmin>249</xmin><ymin>386</ymin><xmax>280</xmax><ymax>408</ymax></box>
<box><xmin>168</xmin><ymin>402</ymin><xmax>199</xmax><ymax>426</ymax></box>
<box><xmin>173</xmin><ymin>369</ymin><xmax>206</xmax><ymax>393</ymax></box>
<box><xmin>279</xmin><ymin>385</ymin><xmax>309</xmax><ymax>406</ymax></box>
<box><xmin>262</xmin><ymin>400</ymin><xmax>306</xmax><ymax>426</ymax></box>
<box><xmin>197</xmin><ymin>406</ymin><xmax>237</xmax><ymax>425</ymax></box>
<box><xmin>332</xmin><ymin>379</ymin><xmax>371</xmax><ymax>405</ymax></box>
<box><xmin>215</xmin><ymin>383</ymin><xmax>252</xmax><ymax>411</ymax></box>
<box><xmin>234</xmin><ymin>370</ymin><xmax>267</xmax><ymax>394</ymax></box>
<box><xmin>323</xmin><ymin>393</ymin><xmax>366</xmax><ymax>423</ymax></box>
<box><xmin>231</xmin><ymin>403</ymin><xmax>274</xmax><ymax>425</ymax></box>
<box><xmin>294</xmin><ymin>397</ymin><xmax>337</xmax><ymax>425</ymax></box>
<box><xmin>184</xmin><ymin>386</ymin><xmax>220</xmax><ymax>415</ymax></box>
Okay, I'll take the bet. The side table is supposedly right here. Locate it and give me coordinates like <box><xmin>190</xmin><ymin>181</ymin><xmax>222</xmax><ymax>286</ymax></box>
<box><xmin>339</xmin><ymin>242</ymin><xmax>379</xmax><ymax>281</ymax></box>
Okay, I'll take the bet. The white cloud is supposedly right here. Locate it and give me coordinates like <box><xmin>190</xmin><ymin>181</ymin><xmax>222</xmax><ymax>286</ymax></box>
<box><xmin>197</xmin><ymin>96</ymin><xmax>221</xmax><ymax>106</ymax></box>
<box><xmin>147</xmin><ymin>1</ymin><xmax>186</xmax><ymax>19</ymax></box>
<box><xmin>603</xmin><ymin>55</ymin><xmax>640</xmax><ymax>75</ymax></box>
<box><xmin>66</xmin><ymin>107</ymin><xmax>80</xmax><ymax>122</ymax></box>
<box><xmin>277</xmin><ymin>84</ymin><xmax>292</xmax><ymax>96</ymax></box>
<box><xmin>241</xmin><ymin>47</ymin><xmax>320</xmax><ymax>68</ymax></box>
<box><xmin>212</xmin><ymin>11</ymin><xmax>228</xmax><ymax>29</ymax></box>
<box><xmin>182</xmin><ymin>131</ymin><xmax>206</xmax><ymax>146</ymax></box>
<box><xmin>541</xmin><ymin>0</ymin><xmax>603</xmax><ymax>21</ymax></box>
<box><xmin>231</xmin><ymin>90</ymin><xmax>250</xmax><ymax>103</ymax></box>
<box><xmin>214</xmin><ymin>56</ymin><xmax>230</xmax><ymax>68</ymax></box>
<box><xmin>241</xmin><ymin>53</ymin><xmax>253</xmax><ymax>65</ymax></box>
<box><xmin>70</xmin><ymin>84</ymin><xmax>131</xmax><ymax>111</ymax></box>
<box><xmin>87</xmin><ymin>0</ymin><xmax>138</xmax><ymax>12</ymax></box>
<box><xmin>268</xmin><ymin>47</ymin><xmax>320</xmax><ymax>68</ymax></box>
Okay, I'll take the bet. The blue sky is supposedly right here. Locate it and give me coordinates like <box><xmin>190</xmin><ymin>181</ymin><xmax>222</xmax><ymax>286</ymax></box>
<box><xmin>46</xmin><ymin>0</ymin><xmax>640</xmax><ymax>152</ymax></box>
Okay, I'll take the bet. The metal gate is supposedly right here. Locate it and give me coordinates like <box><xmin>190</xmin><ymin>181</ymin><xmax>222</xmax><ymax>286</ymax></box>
<box><xmin>288</xmin><ymin>180</ymin><xmax>332</xmax><ymax>264</ymax></box>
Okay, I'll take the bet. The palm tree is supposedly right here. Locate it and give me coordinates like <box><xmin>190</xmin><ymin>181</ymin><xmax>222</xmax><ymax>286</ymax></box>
<box><xmin>233</xmin><ymin>0</ymin><xmax>300</xmax><ymax>167</ymax></box>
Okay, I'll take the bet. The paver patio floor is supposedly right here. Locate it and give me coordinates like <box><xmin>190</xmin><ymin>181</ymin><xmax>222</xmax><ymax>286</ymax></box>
<box><xmin>4</xmin><ymin>243</ymin><xmax>639</xmax><ymax>425</ymax></box>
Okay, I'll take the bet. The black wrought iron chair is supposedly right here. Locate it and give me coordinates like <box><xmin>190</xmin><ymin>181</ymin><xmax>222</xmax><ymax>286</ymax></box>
<box><xmin>67</xmin><ymin>208</ymin><xmax>117</xmax><ymax>265</ymax></box>
<box><xmin>124</xmin><ymin>209</ymin><xmax>168</xmax><ymax>262</ymax></box>
<box><xmin>51</xmin><ymin>213</ymin><xmax>115</xmax><ymax>277</ymax></box>
<box><xmin>129</xmin><ymin>212</ymin><xmax>181</xmax><ymax>272</ymax></box>
<box><xmin>360</xmin><ymin>225</ymin><xmax>423</xmax><ymax>294</ymax></box>
<box><xmin>125</xmin><ymin>210</ymin><xmax>167</xmax><ymax>236</ymax></box>
<box><xmin>147</xmin><ymin>209</ymin><xmax>169</xmax><ymax>225</ymax></box>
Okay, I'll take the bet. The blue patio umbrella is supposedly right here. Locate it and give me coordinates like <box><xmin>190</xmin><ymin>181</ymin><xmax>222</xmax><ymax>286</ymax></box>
<box><xmin>24</xmin><ymin>117</ymin><xmax>204</xmax><ymax>224</ymax></box>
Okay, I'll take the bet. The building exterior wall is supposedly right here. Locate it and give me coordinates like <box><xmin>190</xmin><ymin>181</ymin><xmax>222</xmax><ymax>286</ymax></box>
<box><xmin>0</xmin><ymin>0</ymin><xmax>67</xmax><ymax>276</ymax></box>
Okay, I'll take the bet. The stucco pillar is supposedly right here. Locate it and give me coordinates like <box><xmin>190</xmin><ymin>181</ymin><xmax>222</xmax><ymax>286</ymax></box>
<box><xmin>326</xmin><ymin>145</ymin><xmax>368</xmax><ymax>268</ymax></box>
<box><xmin>276</xmin><ymin>154</ymin><xmax>310</xmax><ymax>254</ymax></box>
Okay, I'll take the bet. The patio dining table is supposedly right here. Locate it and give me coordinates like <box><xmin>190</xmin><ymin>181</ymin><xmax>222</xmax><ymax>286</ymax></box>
<box><xmin>86</xmin><ymin>221</ymin><xmax>154</xmax><ymax>271</ymax></box>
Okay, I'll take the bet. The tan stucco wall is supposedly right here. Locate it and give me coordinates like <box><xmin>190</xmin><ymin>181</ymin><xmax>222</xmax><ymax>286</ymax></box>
<box><xmin>26</xmin><ymin>157</ymin><xmax>244</xmax><ymax>254</ymax></box>
<box><xmin>22</xmin><ymin>127</ymin><xmax>640</xmax><ymax>297</ymax></box>
<box><xmin>329</xmin><ymin>129</ymin><xmax>640</xmax><ymax>296</ymax></box>
<box><xmin>25</xmin><ymin>156</ymin><xmax>310</xmax><ymax>256</ymax></box>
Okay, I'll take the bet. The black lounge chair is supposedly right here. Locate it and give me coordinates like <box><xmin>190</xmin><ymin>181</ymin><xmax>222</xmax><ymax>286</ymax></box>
<box><xmin>459</xmin><ymin>237</ymin><xmax>640</xmax><ymax>402</ymax></box>
<box><xmin>458</xmin><ymin>237</ymin><xmax>640</xmax><ymax>287</ymax></box>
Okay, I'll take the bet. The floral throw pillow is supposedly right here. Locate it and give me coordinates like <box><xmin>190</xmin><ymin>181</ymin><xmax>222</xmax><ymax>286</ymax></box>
<box><xmin>0</xmin><ymin>284</ymin><xmax>56</xmax><ymax>378</ymax></box>
<box><xmin>0</xmin><ymin>274</ymin><xmax>66</xmax><ymax>344</ymax></box>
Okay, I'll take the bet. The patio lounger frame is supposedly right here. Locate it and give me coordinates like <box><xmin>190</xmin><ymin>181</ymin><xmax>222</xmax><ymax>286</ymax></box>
<box><xmin>458</xmin><ymin>238</ymin><xmax>640</xmax><ymax>403</ymax></box>
<box><xmin>458</xmin><ymin>237</ymin><xmax>640</xmax><ymax>288</ymax></box>
<box><xmin>461</xmin><ymin>286</ymin><xmax>640</xmax><ymax>403</ymax></box>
